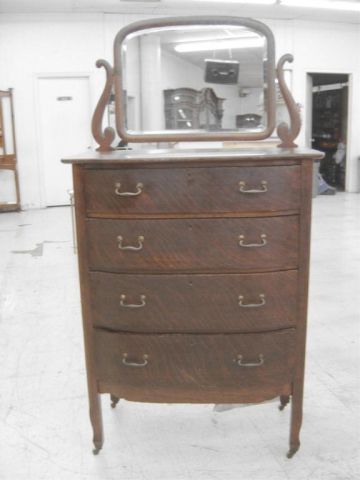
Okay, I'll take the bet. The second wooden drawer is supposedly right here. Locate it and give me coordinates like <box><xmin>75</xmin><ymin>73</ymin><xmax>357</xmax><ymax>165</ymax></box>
<box><xmin>86</xmin><ymin>216</ymin><xmax>299</xmax><ymax>273</ymax></box>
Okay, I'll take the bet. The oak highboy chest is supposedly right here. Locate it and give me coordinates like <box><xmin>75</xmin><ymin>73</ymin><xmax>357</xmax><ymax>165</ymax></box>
<box><xmin>63</xmin><ymin>16</ymin><xmax>323</xmax><ymax>458</ymax></box>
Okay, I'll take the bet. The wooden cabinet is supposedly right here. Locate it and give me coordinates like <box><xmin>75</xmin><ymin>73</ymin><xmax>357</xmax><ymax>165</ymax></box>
<box><xmin>164</xmin><ymin>88</ymin><xmax>224</xmax><ymax>130</ymax></box>
<box><xmin>64</xmin><ymin>147</ymin><xmax>322</xmax><ymax>457</ymax></box>
<box><xmin>0</xmin><ymin>89</ymin><xmax>20</xmax><ymax>212</ymax></box>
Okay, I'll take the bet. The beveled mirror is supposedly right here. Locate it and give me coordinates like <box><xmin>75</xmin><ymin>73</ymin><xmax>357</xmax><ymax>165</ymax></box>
<box><xmin>113</xmin><ymin>17</ymin><xmax>276</xmax><ymax>143</ymax></box>
<box><xmin>92</xmin><ymin>16</ymin><xmax>300</xmax><ymax>151</ymax></box>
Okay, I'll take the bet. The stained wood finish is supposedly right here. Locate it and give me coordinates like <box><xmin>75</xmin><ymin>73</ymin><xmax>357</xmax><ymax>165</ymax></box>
<box><xmin>62</xmin><ymin>146</ymin><xmax>324</xmax><ymax>170</ymax></box>
<box><xmin>288</xmin><ymin>159</ymin><xmax>314</xmax><ymax>458</ymax></box>
<box><xmin>84</xmin><ymin>165</ymin><xmax>301</xmax><ymax>215</ymax></box>
<box><xmin>87</xmin><ymin>216</ymin><xmax>299</xmax><ymax>273</ymax></box>
<box><xmin>276</xmin><ymin>55</ymin><xmax>301</xmax><ymax>149</ymax></box>
<box><xmin>91</xmin><ymin>60</ymin><xmax>115</xmax><ymax>153</ymax></box>
<box><xmin>62</xmin><ymin>145</ymin><xmax>323</xmax><ymax>457</ymax></box>
<box><xmin>89</xmin><ymin>271</ymin><xmax>298</xmax><ymax>333</ymax></box>
<box><xmin>98</xmin><ymin>381</ymin><xmax>292</xmax><ymax>404</ymax></box>
<box><xmin>72</xmin><ymin>165</ymin><xmax>103</xmax><ymax>454</ymax></box>
<box><xmin>62</xmin><ymin>147</ymin><xmax>323</xmax><ymax>166</ymax></box>
<box><xmin>94</xmin><ymin>329</ymin><xmax>296</xmax><ymax>390</ymax></box>
<box><xmin>0</xmin><ymin>89</ymin><xmax>21</xmax><ymax>212</ymax></box>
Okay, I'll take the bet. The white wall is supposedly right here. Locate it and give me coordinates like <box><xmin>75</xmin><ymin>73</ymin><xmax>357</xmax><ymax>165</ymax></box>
<box><xmin>276</xmin><ymin>19</ymin><xmax>360</xmax><ymax>193</ymax></box>
<box><xmin>0</xmin><ymin>13</ymin><xmax>359</xmax><ymax>209</ymax></box>
<box><xmin>162</xmin><ymin>50</ymin><xmax>204</xmax><ymax>90</ymax></box>
<box><xmin>124</xmin><ymin>36</ymin><xmax>141</xmax><ymax>131</ymax></box>
<box><xmin>237</xmin><ymin>88</ymin><xmax>264</xmax><ymax>115</ymax></box>
<box><xmin>0</xmin><ymin>13</ymin><xmax>105</xmax><ymax>208</ymax></box>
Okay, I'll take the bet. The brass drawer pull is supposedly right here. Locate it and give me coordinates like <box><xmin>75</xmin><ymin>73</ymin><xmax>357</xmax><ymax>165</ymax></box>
<box><xmin>117</xmin><ymin>235</ymin><xmax>144</xmax><ymax>251</ymax></box>
<box><xmin>236</xmin><ymin>354</ymin><xmax>264</xmax><ymax>367</ymax></box>
<box><xmin>122</xmin><ymin>353</ymin><xmax>148</xmax><ymax>368</ymax></box>
<box><xmin>238</xmin><ymin>293</ymin><xmax>266</xmax><ymax>308</ymax></box>
<box><xmin>238</xmin><ymin>234</ymin><xmax>267</xmax><ymax>248</ymax></box>
<box><xmin>239</xmin><ymin>180</ymin><xmax>267</xmax><ymax>193</ymax></box>
<box><xmin>120</xmin><ymin>294</ymin><xmax>146</xmax><ymax>308</ymax></box>
<box><xmin>115</xmin><ymin>182</ymin><xmax>143</xmax><ymax>196</ymax></box>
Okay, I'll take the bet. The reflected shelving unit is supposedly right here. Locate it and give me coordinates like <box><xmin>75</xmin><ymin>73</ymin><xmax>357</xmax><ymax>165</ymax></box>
<box><xmin>0</xmin><ymin>88</ymin><xmax>20</xmax><ymax>212</ymax></box>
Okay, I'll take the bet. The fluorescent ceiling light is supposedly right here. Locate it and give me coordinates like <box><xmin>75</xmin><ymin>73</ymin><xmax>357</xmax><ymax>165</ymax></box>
<box><xmin>193</xmin><ymin>0</ymin><xmax>276</xmax><ymax>4</ymax></box>
<box><xmin>281</xmin><ymin>0</ymin><xmax>360</xmax><ymax>11</ymax></box>
<box><xmin>174</xmin><ymin>37</ymin><xmax>264</xmax><ymax>52</ymax></box>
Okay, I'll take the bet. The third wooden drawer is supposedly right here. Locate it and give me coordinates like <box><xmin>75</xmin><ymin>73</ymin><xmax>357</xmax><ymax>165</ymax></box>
<box><xmin>89</xmin><ymin>270</ymin><xmax>298</xmax><ymax>333</ymax></box>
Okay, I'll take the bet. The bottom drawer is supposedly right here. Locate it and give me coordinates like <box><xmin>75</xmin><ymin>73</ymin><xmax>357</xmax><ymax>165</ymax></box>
<box><xmin>94</xmin><ymin>329</ymin><xmax>296</xmax><ymax>391</ymax></box>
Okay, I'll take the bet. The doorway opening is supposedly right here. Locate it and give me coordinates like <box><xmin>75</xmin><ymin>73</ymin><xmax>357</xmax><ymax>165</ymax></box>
<box><xmin>308</xmin><ymin>73</ymin><xmax>349</xmax><ymax>192</ymax></box>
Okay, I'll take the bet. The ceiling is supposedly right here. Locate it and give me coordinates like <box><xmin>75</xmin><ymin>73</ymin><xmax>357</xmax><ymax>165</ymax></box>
<box><xmin>1</xmin><ymin>0</ymin><xmax>360</xmax><ymax>25</ymax></box>
<box><xmin>159</xmin><ymin>27</ymin><xmax>265</xmax><ymax>86</ymax></box>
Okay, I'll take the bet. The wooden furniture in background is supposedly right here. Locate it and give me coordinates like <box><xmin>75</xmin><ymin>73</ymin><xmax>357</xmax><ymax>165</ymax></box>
<box><xmin>0</xmin><ymin>89</ymin><xmax>20</xmax><ymax>212</ymax></box>
<box><xmin>164</xmin><ymin>88</ymin><xmax>224</xmax><ymax>130</ymax></box>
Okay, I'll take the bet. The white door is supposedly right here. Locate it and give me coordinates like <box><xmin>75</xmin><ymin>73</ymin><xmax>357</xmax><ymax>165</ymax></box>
<box><xmin>38</xmin><ymin>76</ymin><xmax>92</xmax><ymax>206</ymax></box>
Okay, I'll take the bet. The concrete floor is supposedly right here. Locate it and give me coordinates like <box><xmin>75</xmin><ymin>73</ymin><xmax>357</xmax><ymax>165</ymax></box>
<box><xmin>0</xmin><ymin>193</ymin><xmax>359</xmax><ymax>480</ymax></box>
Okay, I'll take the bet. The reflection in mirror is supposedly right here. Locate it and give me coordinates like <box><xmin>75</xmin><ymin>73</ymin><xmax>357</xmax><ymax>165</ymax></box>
<box><xmin>120</xmin><ymin>25</ymin><xmax>269</xmax><ymax>136</ymax></box>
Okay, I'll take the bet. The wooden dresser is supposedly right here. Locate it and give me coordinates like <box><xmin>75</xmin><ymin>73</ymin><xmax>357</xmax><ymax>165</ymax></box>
<box><xmin>64</xmin><ymin>147</ymin><xmax>323</xmax><ymax>457</ymax></box>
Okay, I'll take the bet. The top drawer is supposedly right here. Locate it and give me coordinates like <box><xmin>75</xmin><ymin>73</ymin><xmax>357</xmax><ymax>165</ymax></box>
<box><xmin>84</xmin><ymin>165</ymin><xmax>300</xmax><ymax>216</ymax></box>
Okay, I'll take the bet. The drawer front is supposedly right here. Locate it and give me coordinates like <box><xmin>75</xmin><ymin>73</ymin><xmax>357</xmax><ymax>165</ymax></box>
<box><xmin>87</xmin><ymin>216</ymin><xmax>299</xmax><ymax>273</ymax></box>
<box><xmin>84</xmin><ymin>165</ymin><xmax>300</xmax><ymax>215</ymax></box>
<box><xmin>89</xmin><ymin>271</ymin><xmax>298</xmax><ymax>333</ymax></box>
<box><xmin>94</xmin><ymin>330</ymin><xmax>296</xmax><ymax>389</ymax></box>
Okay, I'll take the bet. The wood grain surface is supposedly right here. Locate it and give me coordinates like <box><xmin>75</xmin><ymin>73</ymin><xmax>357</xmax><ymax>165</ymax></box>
<box><xmin>62</xmin><ymin>145</ymin><xmax>324</xmax><ymax>165</ymax></box>
<box><xmin>84</xmin><ymin>165</ymin><xmax>301</xmax><ymax>215</ymax></box>
<box><xmin>93</xmin><ymin>329</ymin><xmax>296</xmax><ymax>391</ymax></box>
<box><xmin>98</xmin><ymin>381</ymin><xmax>292</xmax><ymax>404</ymax></box>
<box><xmin>89</xmin><ymin>270</ymin><xmax>298</xmax><ymax>333</ymax></box>
<box><xmin>86</xmin><ymin>216</ymin><xmax>299</xmax><ymax>273</ymax></box>
<box><xmin>67</xmin><ymin>150</ymin><xmax>321</xmax><ymax>456</ymax></box>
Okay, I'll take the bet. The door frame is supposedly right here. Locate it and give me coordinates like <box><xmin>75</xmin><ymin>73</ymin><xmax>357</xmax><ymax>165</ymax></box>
<box><xmin>34</xmin><ymin>72</ymin><xmax>95</xmax><ymax>208</ymax></box>
<box><xmin>305</xmin><ymin>70</ymin><xmax>352</xmax><ymax>192</ymax></box>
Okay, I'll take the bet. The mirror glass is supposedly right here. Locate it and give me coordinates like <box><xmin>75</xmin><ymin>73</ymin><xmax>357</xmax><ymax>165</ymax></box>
<box><xmin>117</xmin><ymin>23</ymin><xmax>272</xmax><ymax>138</ymax></box>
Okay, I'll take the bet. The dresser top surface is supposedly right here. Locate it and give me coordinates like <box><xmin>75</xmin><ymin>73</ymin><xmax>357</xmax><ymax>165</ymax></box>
<box><xmin>62</xmin><ymin>147</ymin><xmax>323</xmax><ymax>166</ymax></box>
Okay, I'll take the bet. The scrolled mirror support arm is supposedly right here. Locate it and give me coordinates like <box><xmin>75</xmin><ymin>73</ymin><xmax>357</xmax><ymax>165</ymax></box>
<box><xmin>276</xmin><ymin>54</ymin><xmax>301</xmax><ymax>149</ymax></box>
<box><xmin>91</xmin><ymin>59</ymin><xmax>116</xmax><ymax>152</ymax></box>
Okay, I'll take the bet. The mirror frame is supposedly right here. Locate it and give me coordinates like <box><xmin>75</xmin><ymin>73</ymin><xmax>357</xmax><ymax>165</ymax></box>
<box><xmin>113</xmin><ymin>16</ymin><xmax>276</xmax><ymax>143</ymax></box>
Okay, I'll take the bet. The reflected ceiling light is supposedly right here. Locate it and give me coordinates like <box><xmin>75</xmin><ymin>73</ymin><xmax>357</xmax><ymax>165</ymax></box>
<box><xmin>174</xmin><ymin>37</ymin><xmax>264</xmax><ymax>52</ymax></box>
<box><xmin>280</xmin><ymin>0</ymin><xmax>360</xmax><ymax>11</ymax></box>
